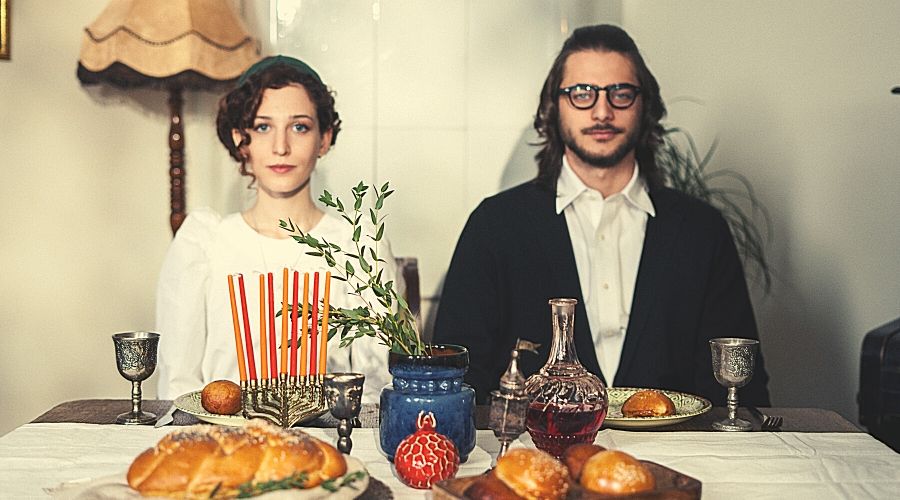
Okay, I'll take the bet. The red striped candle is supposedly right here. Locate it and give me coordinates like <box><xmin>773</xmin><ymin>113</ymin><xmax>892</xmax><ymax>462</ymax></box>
<box><xmin>300</xmin><ymin>273</ymin><xmax>310</xmax><ymax>377</ymax></box>
<box><xmin>267</xmin><ymin>272</ymin><xmax>277</xmax><ymax>379</ymax></box>
<box><xmin>259</xmin><ymin>274</ymin><xmax>268</xmax><ymax>379</ymax></box>
<box><xmin>290</xmin><ymin>270</ymin><xmax>299</xmax><ymax>377</ymax></box>
<box><xmin>310</xmin><ymin>272</ymin><xmax>320</xmax><ymax>374</ymax></box>
<box><xmin>237</xmin><ymin>274</ymin><xmax>257</xmax><ymax>381</ymax></box>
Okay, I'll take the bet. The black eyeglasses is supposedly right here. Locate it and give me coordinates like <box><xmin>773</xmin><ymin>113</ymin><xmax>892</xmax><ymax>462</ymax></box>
<box><xmin>557</xmin><ymin>83</ymin><xmax>642</xmax><ymax>110</ymax></box>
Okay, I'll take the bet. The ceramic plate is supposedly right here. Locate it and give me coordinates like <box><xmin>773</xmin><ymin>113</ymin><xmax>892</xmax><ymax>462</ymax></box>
<box><xmin>603</xmin><ymin>387</ymin><xmax>712</xmax><ymax>429</ymax></box>
<box><xmin>174</xmin><ymin>391</ymin><xmax>329</xmax><ymax>427</ymax></box>
<box><xmin>49</xmin><ymin>456</ymin><xmax>370</xmax><ymax>499</ymax></box>
<box><xmin>174</xmin><ymin>391</ymin><xmax>248</xmax><ymax>426</ymax></box>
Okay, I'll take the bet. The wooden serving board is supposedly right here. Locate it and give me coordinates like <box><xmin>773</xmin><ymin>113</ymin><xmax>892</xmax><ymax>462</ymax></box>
<box><xmin>433</xmin><ymin>460</ymin><xmax>701</xmax><ymax>499</ymax></box>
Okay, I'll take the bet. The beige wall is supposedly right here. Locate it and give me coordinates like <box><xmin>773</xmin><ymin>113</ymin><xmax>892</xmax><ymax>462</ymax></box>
<box><xmin>622</xmin><ymin>0</ymin><xmax>900</xmax><ymax>421</ymax></box>
<box><xmin>1</xmin><ymin>0</ymin><xmax>898</xmax><ymax>436</ymax></box>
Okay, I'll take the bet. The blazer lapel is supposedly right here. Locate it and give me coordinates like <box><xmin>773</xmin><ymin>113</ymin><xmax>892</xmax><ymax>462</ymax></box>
<box><xmin>614</xmin><ymin>188</ymin><xmax>683</xmax><ymax>385</ymax></box>
<box><xmin>524</xmin><ymin>184</ymin><xmax>604</xmax><ymax>380</ymax></box>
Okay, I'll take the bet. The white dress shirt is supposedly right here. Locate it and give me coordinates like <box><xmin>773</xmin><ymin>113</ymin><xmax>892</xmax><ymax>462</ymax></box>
<box><xmin>556</xmin><ymin>158</ymin><xmax>655</xmax><ymax>383</ymax></box>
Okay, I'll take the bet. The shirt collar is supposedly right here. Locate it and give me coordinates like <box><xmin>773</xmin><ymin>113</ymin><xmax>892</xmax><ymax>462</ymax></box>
<box><xmin>555</xmin><ymin>156</ymin><xmax>656</xmax><ymax>217</ymax></box>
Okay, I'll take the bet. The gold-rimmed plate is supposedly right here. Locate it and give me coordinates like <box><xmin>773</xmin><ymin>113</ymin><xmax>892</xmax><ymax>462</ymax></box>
<box><xmin>173</xmin><ymin>391</ymin><xmax>329</xmax><ymax>427</ymax></box>
<box><xmin>603</xmin><ymin>387</ymin><xmax>712</xmax><ymax>429</ymax></box>
<box><xmin>174</xmin><ymin>391</ymin><xmax>247</xmax><ymax>426</ymax></box>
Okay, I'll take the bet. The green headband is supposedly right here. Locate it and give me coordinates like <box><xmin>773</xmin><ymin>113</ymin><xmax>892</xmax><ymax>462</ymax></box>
<box><xmin>237</xmin><ymin>55</ymin><xmax>323</xmax><ymax>87</ymax></box>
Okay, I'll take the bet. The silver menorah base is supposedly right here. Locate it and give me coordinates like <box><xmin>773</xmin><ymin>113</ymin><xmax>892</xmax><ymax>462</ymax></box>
<box><xmin>242</xmin><ymin>374</ymin><xmax>327</xmax><ymax>428</ymax></box>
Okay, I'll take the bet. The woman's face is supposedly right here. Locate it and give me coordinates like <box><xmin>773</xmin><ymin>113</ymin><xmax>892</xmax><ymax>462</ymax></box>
<box><xmin>233</xmin><ymin>84</ymin><xmax>332</xmax><ymax>198</ymax></box>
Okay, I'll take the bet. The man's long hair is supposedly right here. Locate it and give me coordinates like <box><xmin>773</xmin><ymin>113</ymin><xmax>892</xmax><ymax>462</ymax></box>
<box><xmin>533</xmin><ymin>25</ymin><xmax>667</xmax><ymax>191</ymax></box>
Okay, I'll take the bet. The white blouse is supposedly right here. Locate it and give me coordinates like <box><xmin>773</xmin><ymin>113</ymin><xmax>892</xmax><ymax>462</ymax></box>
<box><xmin>155</xmin><ymin>208</ymin><xmax>396</xmax><ymax>403</ymax></box>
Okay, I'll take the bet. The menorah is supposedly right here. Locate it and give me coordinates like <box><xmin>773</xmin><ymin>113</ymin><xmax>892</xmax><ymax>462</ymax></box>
<box><xmin>241</xmin><ymin>375</ymin><xmax>325</xmax><ymax>428</ymax></box>
<box><xmin>228</xmin><ymin>270</ymin><xmax>331</xmax><ymax>428</ymax></box>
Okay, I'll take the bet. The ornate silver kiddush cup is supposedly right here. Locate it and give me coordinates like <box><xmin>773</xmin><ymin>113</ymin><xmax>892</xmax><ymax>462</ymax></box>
<box><xmin>324</xmin><ymin>372</ymin><xmax>365</xmax><ymax>454</ymax></box>
<box><xmin>710</xmin><ymin>337</ymin><xmax>759</xmax><ymax>431</ymax></box>
<box><xmin>112</xmin><ymin>331</ymin><xmax>160</xmax><ymax>425</ymax></box>
<box><xmin>489</xmin><ymin>347</ymin><xmax>530</xmax><ymax>462</ymax></box>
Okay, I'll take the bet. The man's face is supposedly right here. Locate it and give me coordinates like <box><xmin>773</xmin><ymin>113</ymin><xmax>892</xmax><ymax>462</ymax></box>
<box><xmin>558</xmin><ymin>50</ymin><xmax>642</xmax><ymax>171</ymax></box>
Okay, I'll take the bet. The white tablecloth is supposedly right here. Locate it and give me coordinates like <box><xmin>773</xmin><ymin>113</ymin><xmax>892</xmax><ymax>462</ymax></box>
<box><xmin>0</xmin><ymin>423</ymin><xmax>898</xmax><ymax>499</ymax></box>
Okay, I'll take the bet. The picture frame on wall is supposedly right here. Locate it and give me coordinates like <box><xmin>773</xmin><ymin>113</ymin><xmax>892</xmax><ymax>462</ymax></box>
<box><xmin>0</xmin><ymin>0</ymin><xmax>9</xmax><ymax>60</ymax></box>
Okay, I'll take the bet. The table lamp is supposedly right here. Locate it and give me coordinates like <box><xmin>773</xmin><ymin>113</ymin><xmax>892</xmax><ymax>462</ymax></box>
<box><xmin>77</xmin><ymin>0</ymin><xmax>259</xmax><ymax>234</ymax></box>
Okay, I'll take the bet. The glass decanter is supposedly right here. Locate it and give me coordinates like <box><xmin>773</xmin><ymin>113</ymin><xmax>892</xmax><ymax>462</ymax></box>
<box><xmin>524</xmin><ymin>298</ymin><xmax>607</xmax><ymax>458</ymax></box>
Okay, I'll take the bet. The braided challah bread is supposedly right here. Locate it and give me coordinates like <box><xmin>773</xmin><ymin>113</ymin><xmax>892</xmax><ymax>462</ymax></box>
<box><xmin>126</xmin><ymin>419</ymin><xmax>347</xmax><ymax>498</ymax></box>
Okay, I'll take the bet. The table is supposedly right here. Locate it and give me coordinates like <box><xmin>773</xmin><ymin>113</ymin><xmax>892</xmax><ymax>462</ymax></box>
<box><xmin>32</xmin><ymin>399</ymin><xmax>862</xmax><ymax>433</ymax></box>
<box><xmin>4</xmin><ymin>401</ymin><xmax>896</xmax><ymax>499</ymax></box>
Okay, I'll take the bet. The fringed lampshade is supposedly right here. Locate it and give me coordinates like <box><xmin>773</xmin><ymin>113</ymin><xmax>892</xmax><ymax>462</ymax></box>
<box><xmin>77</xmin><ymin>0</ymin><xmax>260</xmax><ymax>234</ymax></box>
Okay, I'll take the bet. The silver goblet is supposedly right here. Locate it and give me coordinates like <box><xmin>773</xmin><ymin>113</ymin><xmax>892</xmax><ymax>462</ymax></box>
<box><xmin>112</xmin><ymin>331</ymin><xmax>160</xmax><ymax>425</ymax></box>
<box><xmin>323</xmin><ymin>372</ymin><xmax>365</xmax><ymax>454</ymax></box>
<box><xmin>710</xmin><ymin>337</ymin><xmax>758</xmax><ymax>431</ymax></box>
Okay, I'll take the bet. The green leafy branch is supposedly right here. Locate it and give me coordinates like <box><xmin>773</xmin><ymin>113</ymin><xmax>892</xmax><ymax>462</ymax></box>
<box><xmin>280</xmin><ymin>181</ymin><xmax>426</xmax><ymax>356</ymax></box>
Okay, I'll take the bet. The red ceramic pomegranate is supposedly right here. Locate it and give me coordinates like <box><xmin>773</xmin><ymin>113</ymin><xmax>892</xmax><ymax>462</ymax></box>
<box><xmin>394</xmin><ymin>411</ymin><xmax>460</xmax><ymax>489</ymax></box>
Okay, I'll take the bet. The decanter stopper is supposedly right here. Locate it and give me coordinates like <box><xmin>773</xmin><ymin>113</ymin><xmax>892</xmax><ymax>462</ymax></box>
<box><xmin>489</xmin><ymin>345</ymin><xmax>531</xmax><ymax>461</ymax></box>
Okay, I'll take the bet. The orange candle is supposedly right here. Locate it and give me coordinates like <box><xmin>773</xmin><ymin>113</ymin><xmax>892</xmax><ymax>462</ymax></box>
<box><xmin>267</xmin><ymin>272</ymin><xmax>277</xmax><ymax>379</ymax></box>
<box><xmin>259</xmin><ymin>274</ymin><xmax>268</xmax><ymax>379</ymax></box>
<box><xmin>238</xmin><ymin>274</ymin><xmax>257</xmax><ymax>381</ymax></box>
<box><xmin>227</xmin><ymin>275</ymin><xmax>247</xmax><ymax>382</ymax></box>
<box><xmin>310</xmin><ymin>272</ymin><xmax>320</xmax><ymax>375</ymax></box>
<box><xmin>280</xmin><ymin>268</ymin><xmax>289</xmax><ymax>374</ymax></box>
<box><xmin>290</xmin><ymin>270</ymin><xmax>299</xmax><ymax>377</ymax></box>
<box><xmin>319</xmin><ymin>272</ymin><xmax>331</xmax><ymax>375</ymax></box>
<box><xmin>299</xmin><ymin>273</ymin><xmax>310</xmax><ymax>377</ymax></box>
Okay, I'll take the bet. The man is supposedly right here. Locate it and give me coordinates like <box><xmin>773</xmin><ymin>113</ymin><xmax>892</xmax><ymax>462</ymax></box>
<box><xmin>433</xmin><ymin>24</ymin><xmax>770</xmax><ymax>407</ymax></box>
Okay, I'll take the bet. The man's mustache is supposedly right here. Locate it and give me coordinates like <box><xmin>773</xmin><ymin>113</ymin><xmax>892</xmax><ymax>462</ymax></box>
<box><xmin>581</xmin><ymin>125</ymin><xmax>623</xmax><ymax>134</ymax></box>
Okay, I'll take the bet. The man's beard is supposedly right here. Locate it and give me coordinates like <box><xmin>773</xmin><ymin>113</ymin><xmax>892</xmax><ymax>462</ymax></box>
<box><xmin>561</xmin><ymin>123</ymin><xmax>640</xmax><ymax>168</ymax></box>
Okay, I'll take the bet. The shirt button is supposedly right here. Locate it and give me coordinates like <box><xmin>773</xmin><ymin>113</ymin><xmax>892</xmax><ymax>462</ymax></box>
<box><xmin>602</xmin><ymin>283</ymin><xmax>609</xmax><ymax>289</ymax></box>
<box><xmin>600</xmin><ymin>234</ymin><xmax>606</xmax><ymax>241</ymax></box>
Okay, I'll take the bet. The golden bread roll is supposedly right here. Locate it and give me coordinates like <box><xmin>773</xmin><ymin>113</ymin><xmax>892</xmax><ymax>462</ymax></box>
<box><xmin>464</xmin><ymin>471</ymin><xmax>521</xmax><ymax>500</ymax></box>
<box><xmin>579</xmin><ymin>449</ymin><xmax>655</xmax><ymax>495</ymax></box>
<box><xmin>561</xmin><ymin>443</ymin><xmax>607</xmax><ymax>481</ymax></box>
<box><xmin>127</xmin><ymin>420</ymin><xmax>347</xmax><ymax>498</ymax></box>
<box><xmin>621</xmin><ymin>389</ymin><xmax>676</xmax><ymax>417</ymax></box>
<box><xmin>201</xmin><ymin>380</ymin><xmax>242</xmax><ymax>415</ymax></box>
<box><xmin>492</xmin><ymin>448</ymin><xmax>569</xmax><ymax>500</ymax></box>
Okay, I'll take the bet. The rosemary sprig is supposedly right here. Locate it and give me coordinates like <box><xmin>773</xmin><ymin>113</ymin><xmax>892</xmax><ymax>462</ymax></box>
<box><xmin>236</xmin><ymin>471</ymin><xmax>309</xmax><ymax>498</ymax></box>
<box><xmin>280</xmin><ymin>181</ymin><xmax>426</xmax><ymax>356</ymax></box>
<box><xmin>321</xmin><ymin>470</ymin><xmax>368</xmax><ymax>492</ymax></box>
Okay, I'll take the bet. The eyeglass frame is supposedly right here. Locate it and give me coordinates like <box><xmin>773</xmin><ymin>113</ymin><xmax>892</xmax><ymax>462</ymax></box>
<box><xmin>557</xmin><ymin>83</ymin><xmax>642</xmax><ymax>110</ymax></box>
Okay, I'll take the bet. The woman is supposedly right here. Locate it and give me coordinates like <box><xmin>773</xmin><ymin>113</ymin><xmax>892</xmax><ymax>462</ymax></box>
<box><xmin>156</xmin><ymin>56</ymin><xmax>395</xmax><ymax>403</ymax></box>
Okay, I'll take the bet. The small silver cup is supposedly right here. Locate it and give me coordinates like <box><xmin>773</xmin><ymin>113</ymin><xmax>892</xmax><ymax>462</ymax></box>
<box><xmin>113</xmin><ymin>331</ymin><xmax>160</xmax><ymax>425</ymax></box>
<box><xmin>323</xmin><ymin>372</ymin><xmax>365</xmax><ymax>454</ymax></box>
<box><xmin>710</xmin><ymin>337</ymin><xmax>758</xmax><ymax>431</ymax></box>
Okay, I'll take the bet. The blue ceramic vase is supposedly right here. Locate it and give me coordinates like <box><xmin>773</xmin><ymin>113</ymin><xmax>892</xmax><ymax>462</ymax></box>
<box><xmin>378</xmin><ymin>344</ymin><xmax>476</xmax><ymax>462</ymax></box>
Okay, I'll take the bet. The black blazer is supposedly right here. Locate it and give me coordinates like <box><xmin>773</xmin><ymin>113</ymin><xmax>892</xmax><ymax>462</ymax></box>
<box><xmin>433</xmin><ymin>181</ymin><xmax>770</xmax><ymax>407</ymax></box>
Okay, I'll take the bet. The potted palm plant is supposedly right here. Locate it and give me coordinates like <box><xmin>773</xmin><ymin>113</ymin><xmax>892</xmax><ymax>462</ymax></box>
<box><xmin>281</xmin><ymin>182</ymin><xmax>475</xmax><ymax>463</ymax></box>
